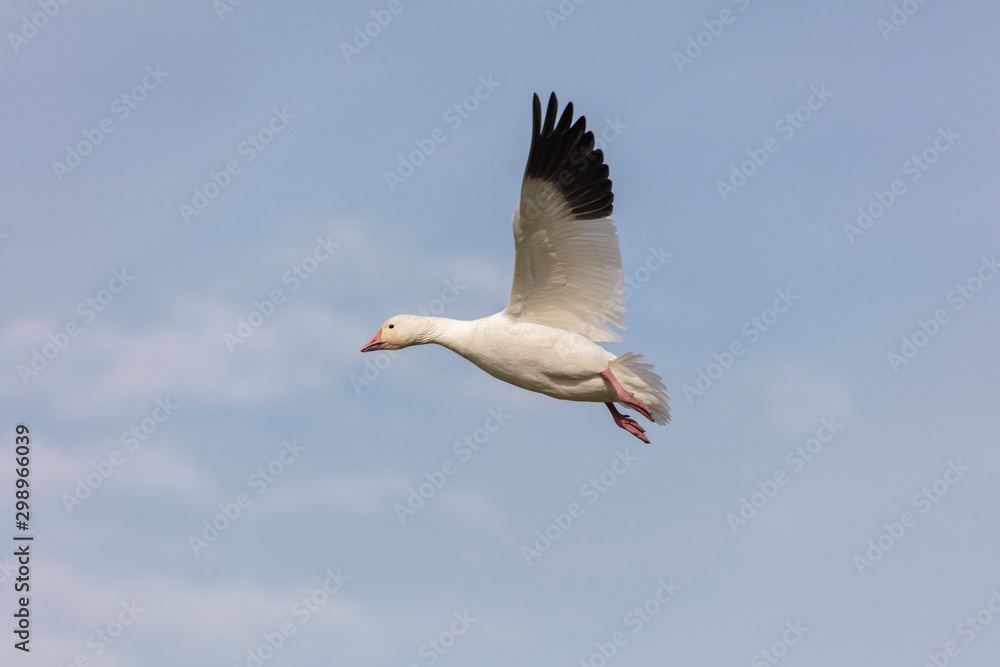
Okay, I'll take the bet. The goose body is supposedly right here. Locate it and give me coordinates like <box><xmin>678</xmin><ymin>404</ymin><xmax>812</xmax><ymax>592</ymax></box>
<box><xmin>362</xmin><ymin>93</ymin><xmax>671</xmax><ymax>441</ymax></box>
<box><xmin>408</xmin><ymin>315</ymin><xmax>617</xmax><ymax>400</ymax></box>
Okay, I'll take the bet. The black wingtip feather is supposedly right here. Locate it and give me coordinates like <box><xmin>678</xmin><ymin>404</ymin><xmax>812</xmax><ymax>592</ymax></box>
<box><xmin>523</xmin><ymin>92</ymin><xmax>614</xmax><ymax>220</ymax></box>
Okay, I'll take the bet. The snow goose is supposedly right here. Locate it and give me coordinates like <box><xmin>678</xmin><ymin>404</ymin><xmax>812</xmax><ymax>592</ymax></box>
<box><xmin>362</xmin><ymin>93</ymin><xmax>670</xmax><ymax>442</ymax></box>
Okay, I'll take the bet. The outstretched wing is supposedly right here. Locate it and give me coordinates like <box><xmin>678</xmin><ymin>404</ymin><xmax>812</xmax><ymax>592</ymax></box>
<box><xmin>503</xmin><ymin>92</ymin><xmax>625</xmax><ymax>342</ymax></box>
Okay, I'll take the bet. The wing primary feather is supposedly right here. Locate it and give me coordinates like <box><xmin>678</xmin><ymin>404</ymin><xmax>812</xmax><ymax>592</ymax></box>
<box><xmin>555</xmin><ymin>101</ymin><xmax>575</xmax><ymax>135</ymax></box>
<box><xmin>542</xmin><ymin>93</ymin><xmax>558</xmax><ymax>138</ymax></box>
<box><xmin>521</xmin><ymin>94</ymin><xmax>614</xmax><ymax>220</ymax></box>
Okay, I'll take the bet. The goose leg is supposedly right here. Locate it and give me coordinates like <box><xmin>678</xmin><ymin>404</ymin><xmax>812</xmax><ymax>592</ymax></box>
<box><xmin>606</xmin><ymin>403</ymin><xmax>649</xmax><ymax>444</ymax></box>
<box><xmin>600</xmin><ymin>368</ymin><xmax>654</xmax><ymax>422</ymax></box>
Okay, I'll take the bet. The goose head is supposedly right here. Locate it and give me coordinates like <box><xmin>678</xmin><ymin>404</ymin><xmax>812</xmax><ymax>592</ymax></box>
<box><xmin>360</xmin><ymin>315</ymin><xmax>426</xmax><ymax>352</ymax></box>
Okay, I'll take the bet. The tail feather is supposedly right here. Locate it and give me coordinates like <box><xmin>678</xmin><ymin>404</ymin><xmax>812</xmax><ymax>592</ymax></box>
<box><xmin>608</xmin><ymin>352</ymin><xmax>671</xmax><ymax>425</ymax></box>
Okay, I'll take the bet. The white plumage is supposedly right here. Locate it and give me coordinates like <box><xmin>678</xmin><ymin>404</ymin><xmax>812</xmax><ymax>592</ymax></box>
<box><xmin>362</xmin><ymin>93</ymin><xmax>670</xmax><ymax>441</ymax></box>
<box><xmin>506</xmin><ymin>179</ymin><xmax>626</xmax><ymax>342</ymax></box>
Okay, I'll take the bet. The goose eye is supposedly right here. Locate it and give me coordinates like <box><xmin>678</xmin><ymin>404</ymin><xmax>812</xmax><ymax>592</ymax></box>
<box><xmin>388</xmin><ymin>324</ymin><xmax>394</xmax><ymax>329</ymax></box>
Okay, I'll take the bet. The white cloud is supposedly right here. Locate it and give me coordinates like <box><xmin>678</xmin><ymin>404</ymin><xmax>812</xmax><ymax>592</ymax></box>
<box><xmin>255</xmin><ymin>469</ymin><xmax>413</xmax><ymax>516</ymax></box>
<box><xmin>437</xmin><ymin>486</ymin><xmax>516</xmax><ymax>536</ymax></box>
<box><xmin>0</xmin><ymin>294</ymin><xmax>368</xmax><ymax>418</ymax></box>
<box><xmin>31</xmin><ymin>556</ymin><xmax>531</xmax><ymax>666</ymax></box>
<box><xmin>714</xmin><ymin>358</ymin><xmax>858</xmax><ymax>438</ymax></box>
<box><xmin>115</xmin><ymin>444</ymin><xmax>216</xmax><ymax>500</ymax></box>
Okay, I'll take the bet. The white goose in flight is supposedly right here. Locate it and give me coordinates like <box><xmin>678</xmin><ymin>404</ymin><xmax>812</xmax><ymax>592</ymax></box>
<box><xmin>362</xmin><ymin>93</ymin><xmax>670</xmax><ymax>442</ymax></box>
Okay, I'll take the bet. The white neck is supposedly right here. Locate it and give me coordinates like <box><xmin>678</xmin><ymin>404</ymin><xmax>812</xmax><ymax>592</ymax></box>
<box><xmin>412</xmin><ymin>316</ymin><xmax>478</xmax><ymax>357</ymax></box>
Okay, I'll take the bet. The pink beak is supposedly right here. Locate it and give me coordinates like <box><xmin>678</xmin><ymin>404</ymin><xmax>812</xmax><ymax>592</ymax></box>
<box><xmin>360</xmin><ymin>330</ymin><xmax>386</xmax><ymax>353</ymax></box>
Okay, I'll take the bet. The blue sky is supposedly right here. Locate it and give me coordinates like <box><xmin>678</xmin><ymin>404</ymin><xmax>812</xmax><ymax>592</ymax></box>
<box><xmin>2</xmin><ymin>0</ymin><xmax>999</xmax><ymax>665</ymax></box>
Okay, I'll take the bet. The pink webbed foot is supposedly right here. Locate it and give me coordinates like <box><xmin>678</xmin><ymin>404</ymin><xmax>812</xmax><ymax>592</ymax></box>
<box><xmin>606</xmin><ymin>403</ymin><xmax>650</xmax><ymax>444</ymax></box>
<box><xmin>600</xmin><ymin>368</ymin><xmax>654</xmax><ymax>422</ymax></box>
